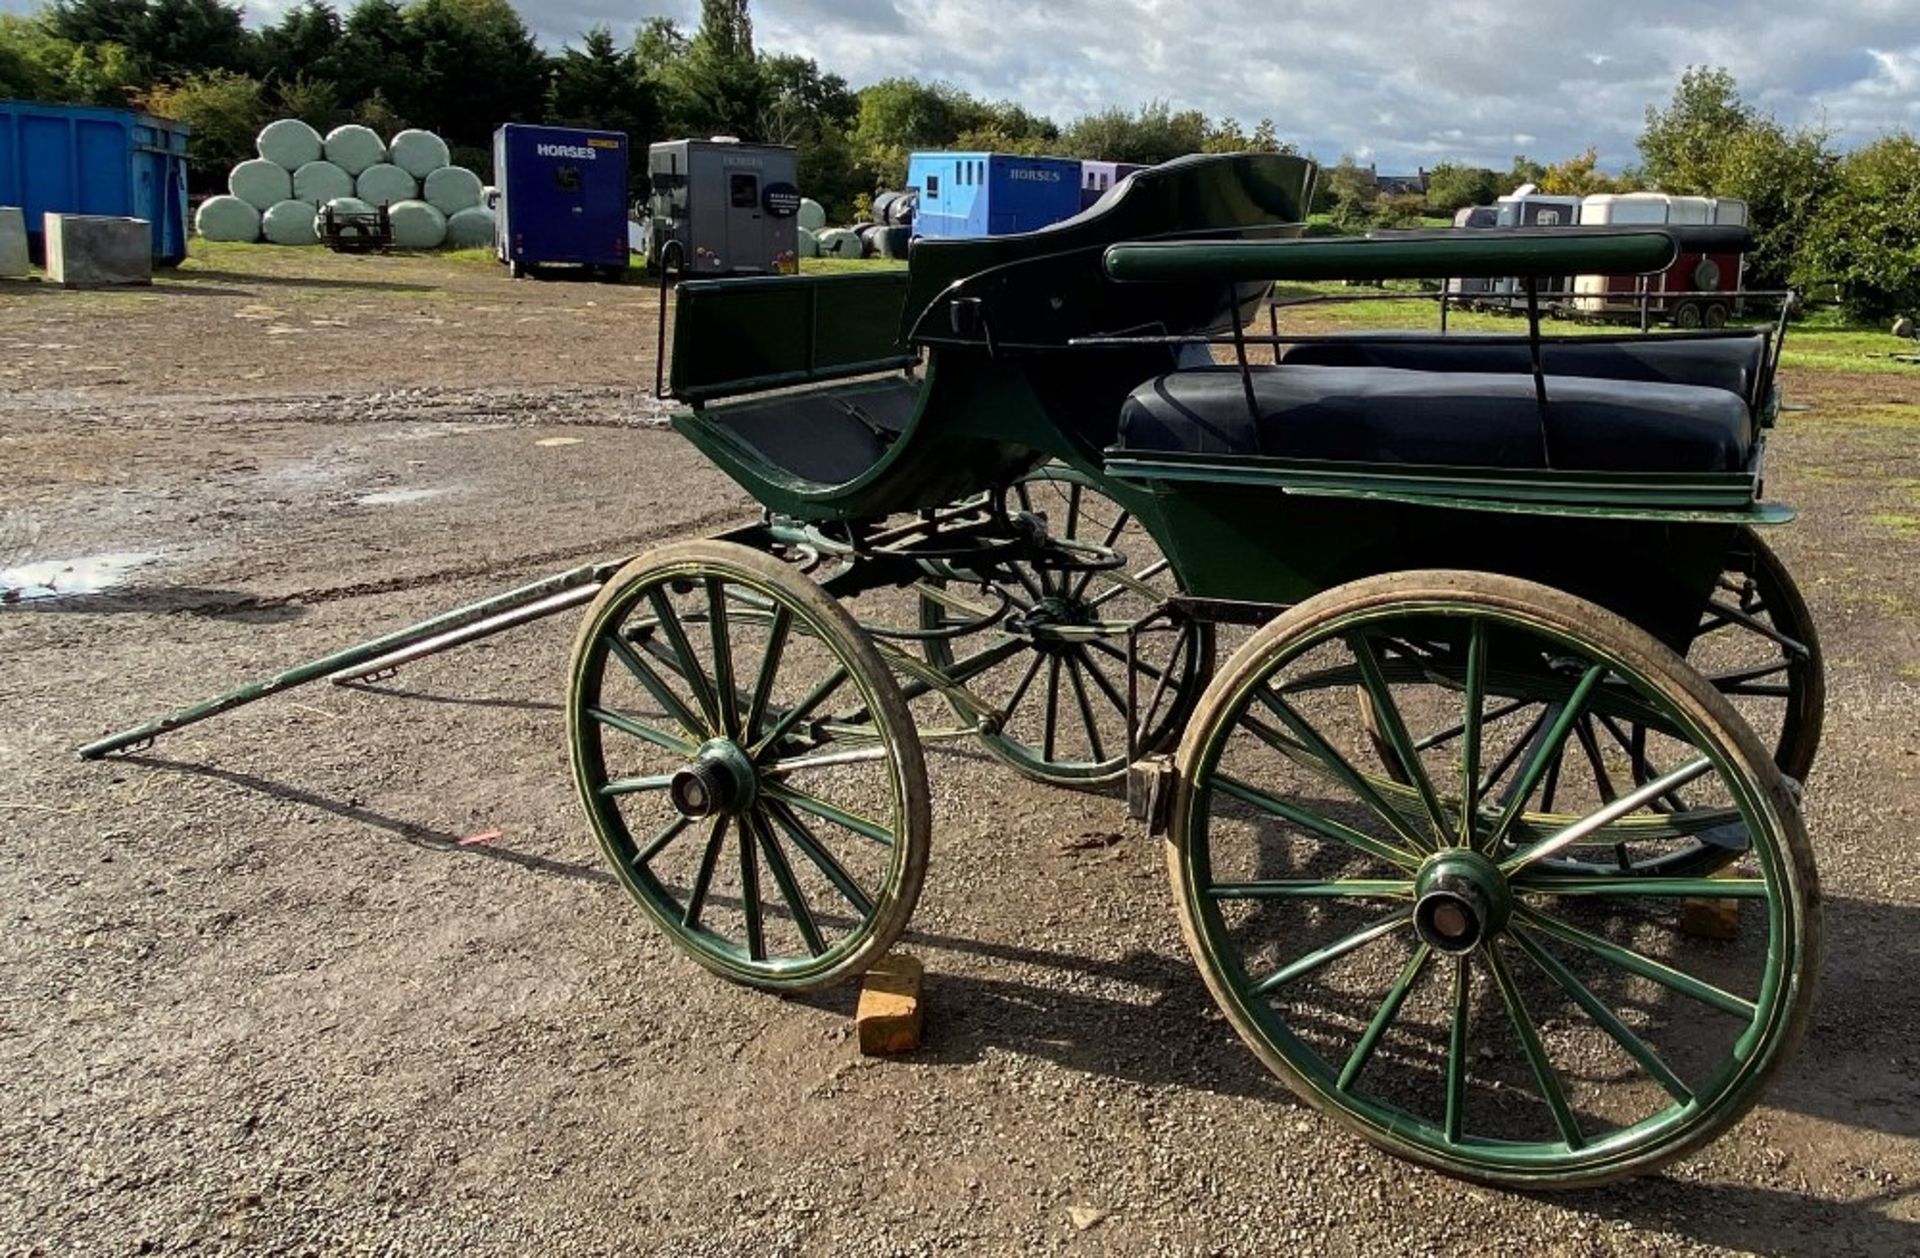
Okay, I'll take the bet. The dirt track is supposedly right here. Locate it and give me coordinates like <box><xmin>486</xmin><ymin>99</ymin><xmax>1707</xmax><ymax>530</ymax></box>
<box><xmin>2</xmin><ymin>252</ymin><xmax>1918</xmax><ymax>1256</ymax></box>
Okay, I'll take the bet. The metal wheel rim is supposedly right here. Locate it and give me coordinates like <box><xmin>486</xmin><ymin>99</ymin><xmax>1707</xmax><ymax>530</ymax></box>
<box><xmin>1174</xmin><ymin>591</ymin><xmax>1816</xmax><ymax>1185</ymax></box>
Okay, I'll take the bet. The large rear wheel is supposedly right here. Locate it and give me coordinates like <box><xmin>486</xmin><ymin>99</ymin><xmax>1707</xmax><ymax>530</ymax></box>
<box><xmin>1168</xmin><ymin>571</ymin><xmax>1820</xmax><ymax>1188</ymax></box>
<box><xmin>918</xmin><ymin>466</ymin><xmax>1213</xmax><ymax>785</ymax></box>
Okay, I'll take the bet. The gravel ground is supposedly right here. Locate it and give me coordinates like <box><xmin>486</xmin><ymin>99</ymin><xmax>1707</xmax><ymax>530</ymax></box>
<box><xmin>2</xmin><ymin>253</ymin><xmax>1917</xmax><ymax>1256</ymax></box>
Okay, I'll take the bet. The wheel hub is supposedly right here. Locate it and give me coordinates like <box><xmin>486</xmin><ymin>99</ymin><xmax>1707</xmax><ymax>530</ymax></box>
<box><xmin>669</xmin><ymin>739</ymin><xmax>757</xmax><ymax>819</ymax></box>
<box><xmin>1413</xmin><ymin>851</ymin><xmax>1511</xmax><ymax>955</ymax></box>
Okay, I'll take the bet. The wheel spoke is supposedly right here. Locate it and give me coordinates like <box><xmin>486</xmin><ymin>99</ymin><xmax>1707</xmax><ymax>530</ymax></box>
<box><xmin>742</xmin><ymin>604</ymin><xmax>792</xmax><ymax>743</ymax></box>
<box><xmin>751</xmin><ymin>811</ymin><xmax>826</xmax><ymax>957</ymax></box>
<box><xmin>1041</xmin><ymin>656</ymin><xmax>1062</xmax><ymax>763</ymax></box>
<box><xmin>765</xmin><ymin>798</ymin><xmax>875</xmax><ymax>917</ymax></box>
<box><xmin>1443</xmin><ymin>956</ymin><xmax>1470</xmax><ymax>1144</ymax></box>
<box><xmin>1703</xmin><ymin>598</ymin><xmax>1810</xmax><ymax>659</ymax></box>
<box><xmin>1213</xmin><ymin>774</ymin><xmax>1421</xmax><ymax>869</ymax></box>
<box><xmin>682</xmin><ymin>817</ymin><xmax>728</xmax><ymax>929</ymax></box>
<box><xmin>1087</xmin><ymin>635</ymin><xmax>1168</xmax><ymax>682</ymax></box>
<box><xmin>761</xmin><ymin>781</ymin><xmax>894</xmax><ymax>847</ymax></box>
<box><xmin>1508</xmin><ymin>927</ymin><xmax>1693</xmax><ymax>1103</ymax></box>
<box><xmin>999</xmin><ymin>651</ymin><xmax>1047</xmax><ymax>723</ymax></box>
<box><xmin>1076</xmin><ymin>647</ymin><xmax>1130</xmax><ymax>717</ymax></box>
<box><xmin>1338</xmin><ymin>944</ymin><xmax>1431</xmax><ymax>1092</ymax></box>
<box><xmin>1208</xmin><ymin>878</ymin><xmax>1412</xmax><ymax>900</ymax></box>
<box><xmin>1065</xmin><ymin>656</ymin><xmax>1107</xmax><ymax>763</ymax></box>
<box><xmin>1254</xmin><ymin>688</ymin><xmax>1438</xmax><ymax>857</ymax></box>
<box><xmin>1573</xmin><ymin>715</ymin><xmax>1619</xmax><ymax>804</ymax></box>
<box><xmin>935</xmin><ymin>634</ymin><xmax>1032</xmax><ymax>688</ymax></box>
<box><xmin>1487</xmin><ymin>942</ymin><xmax>1584</xmax><ymax>1150</ymax></box>
<box><xmin>604</xmin><ymin>635</ymin><xmax>708</xmax><ymax>740</ymax></box>
<box><xmin>1458</xmin><ymin>622</ymin><xmax>1486</xmax><ymax>846</ymax></box>
<box><xmin>648</xmin><ymin>587</ymin><xmax>722</xmax><ymax>732</ymax></box>
<box><xmin>760</xmin><ymin>745</ymin><xmax>891</xmax><ymax>777</ymax></box>
<box><xmin>1251</xmin><ymin>909</ymin><xmax>1412</xmax><ymax>995</ymax></box>
<box><xmin>634</xmin><ymin>814</ymin><xmax>691</xmax><ymax>865</ymax></box>
<box><xmin>1480</xmin><ymin>664</ymin><xmax>1607</xmax><ymax>855</ymax></box>
<box><xmin>1516</xmin><ymin>875</ymin><xmax>1766</xmax><ymax>898</ymax></box>
<box><xmin>1415</xmin><ymin>697</ymin><xmax>1530</xmax><ymax>754</ymax></box>
<box><xmin>1514</xmin><ymin>904</ymin><xmax>1757</xmax><ymax>1018</ymax></box>
<box><xmin>1479</xmin><ymin>705</ymin><xmax>1548</xmax><ymax>796</ymax></box>
<box><xmin>738</xmin><ymin>814</ymin><xmax>765</xmax><ymax>961</ymax></box>
<box><xmin>706</xmin><ymin>578</ymin><xmax>739</xmax><ymax>737</ymax></box>
<box><xmin>588</xmin><ymin>706</ymin><xmax>697</xmax><ymax>757</ymax></box>
<box><xmin>749</xmin><ymin>663</ymin><xmax>849</xmax><ymax>758</ymax></box>
<box><xmin>598</xmin><ymin>773</ymin><xmax>674</xmax><ymax>796</ymax></box>
<box><xmin>1500</xmin><ymin>756</ymin><xmax>1715</xmax><ymax>873</ymax></box>
<box><xmin>1349</xmin><ymin>632</ymin><xmax>1448</xmax><ymax>847</ymax></box>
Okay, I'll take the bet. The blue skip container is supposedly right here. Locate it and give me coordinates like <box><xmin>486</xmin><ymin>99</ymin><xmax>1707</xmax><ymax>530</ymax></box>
<box><xmin>0</xmin><ymin>99</ymin><xmax>191</xmax><ymax>265</ymax></box>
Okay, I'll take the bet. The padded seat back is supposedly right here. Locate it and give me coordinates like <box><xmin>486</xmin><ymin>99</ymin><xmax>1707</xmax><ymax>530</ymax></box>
<box><xmin>1273</xmin><ymin>333</ymin><xmax>1769</xmax><ymax>404</ymax></box>
<box><xmin>1115</xmin><ymin>365</ymin><xmax>1753</xmax><ymax>473</ymax></box>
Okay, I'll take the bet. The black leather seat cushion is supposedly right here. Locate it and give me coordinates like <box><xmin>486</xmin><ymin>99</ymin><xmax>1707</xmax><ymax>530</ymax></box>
<box><xmin>1274</xmin><ymin>333</ymin><xmax>1768</xmax><ymax>401</ymax></box>
<box><xmin>1115</xmin><ymin>366</ymin><xmax>1752</xmax><ymax>472</ymax></box>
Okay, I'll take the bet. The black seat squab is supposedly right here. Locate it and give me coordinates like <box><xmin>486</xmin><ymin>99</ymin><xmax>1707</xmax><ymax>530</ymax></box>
<box><xmin>1115</xmin><ymin>365</ymin><xmax>1752</xmax><ymax>473</ymax></box>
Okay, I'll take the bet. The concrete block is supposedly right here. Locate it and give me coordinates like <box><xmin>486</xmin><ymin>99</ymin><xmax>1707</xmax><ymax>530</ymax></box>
<box><xmin>855</xmin><ymin>952</ymin><xmax>923</xmax><ymax>1055</ymax></box>
<box><xmin>0</xmin><ymin>207</ymin><xmax>27</xmax><ymax>278</ymax></box>
<box><xmin>43</xmin><ymin>214</ymin><xmax>152</xmax><ymax>288</ymax></box>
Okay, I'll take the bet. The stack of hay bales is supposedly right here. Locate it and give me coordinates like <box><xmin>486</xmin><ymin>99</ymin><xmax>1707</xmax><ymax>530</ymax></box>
<box><xmin>194</xmin><ymin>120</ymin><xmax>497</xmax><ymax>251</ymax></box>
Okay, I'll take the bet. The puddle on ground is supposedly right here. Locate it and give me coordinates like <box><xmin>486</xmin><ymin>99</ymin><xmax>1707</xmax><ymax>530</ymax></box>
<box><xmin>354</xmin><ymin>487</ymin><xmax>451</xmax><ymax>506</ymax></box>
<box><xmin>0</xmin><ymin>552</ymin><xmax>158</xmax><ymax>602</ymax></box>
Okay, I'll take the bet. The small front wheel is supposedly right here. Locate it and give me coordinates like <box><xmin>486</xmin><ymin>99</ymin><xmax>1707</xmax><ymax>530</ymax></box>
<box><xmin>1168</xmin><ymin>571</ymin><xmax>1820</xmax><ymax>1187</ymax></box>
<box><xmin>569</xmin><ymin>541</ymin><xmax>931</xmax><ymax>991</ymax></box>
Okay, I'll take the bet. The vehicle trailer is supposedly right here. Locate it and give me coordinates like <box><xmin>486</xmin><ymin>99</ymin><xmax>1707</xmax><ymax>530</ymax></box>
<box><xmin>1573</xmin><ymin>195</ymin><xmax>1750</xmax><ymax>328</ymax></box>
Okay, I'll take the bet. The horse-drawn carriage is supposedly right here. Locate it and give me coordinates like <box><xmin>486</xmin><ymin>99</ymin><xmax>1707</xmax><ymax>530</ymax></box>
<box><xmin>87</xmin><ymin>152</ymin><xmax>1822</xmax><ymax>1188</ymax></box>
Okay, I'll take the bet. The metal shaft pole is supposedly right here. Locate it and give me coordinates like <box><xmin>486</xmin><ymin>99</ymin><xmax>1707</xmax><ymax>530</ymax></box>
<box><xmin>77</xmin><ymin>557</ymin><xmax>629</xmax><ymax>760</ymax></box>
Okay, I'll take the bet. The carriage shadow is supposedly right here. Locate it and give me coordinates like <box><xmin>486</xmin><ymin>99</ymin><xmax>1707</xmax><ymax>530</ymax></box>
<box><xmin>120</xmin><ymin>755</ymin><xmax>616</xmax><ymax>886</ymax></box>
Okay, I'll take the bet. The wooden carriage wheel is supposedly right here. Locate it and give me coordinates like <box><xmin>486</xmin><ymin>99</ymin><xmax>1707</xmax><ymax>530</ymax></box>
<box><xmin>917</xmin><ymin>466</ymin><xmax>1214</xmax><ymax>785</ymax></box>
<box><xmin>568</xmin><ymin>541</ymin><xmax>931</xmax><ymax>991</ymax></box>
<box><xmin>1167</xmin><ymin>571</ymin><xmax>1819</xmax><ymax>1187</ymax></box>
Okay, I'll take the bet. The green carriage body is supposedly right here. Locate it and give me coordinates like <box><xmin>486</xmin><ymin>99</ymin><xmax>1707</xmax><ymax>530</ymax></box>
<box><xmin>664</xmin><ymin>154</ymin><xmax>1783</xmax><ymax>651</ymax></box>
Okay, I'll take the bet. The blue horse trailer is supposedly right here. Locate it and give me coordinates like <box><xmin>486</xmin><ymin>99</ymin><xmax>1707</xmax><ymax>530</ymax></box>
<box><xmin>492</xmin><ymin>123</ymin><xmax>630</xmax><ymax>279</ymax></box>
<box><xmin>907</xmin><ymin>151</ymin><xmax>1082</xmax><ymax>239</ymax></box>
<box><xmin>0</xmin><ymin>100</ymin><xmax>190</xmax><ymax>265</ymax></box>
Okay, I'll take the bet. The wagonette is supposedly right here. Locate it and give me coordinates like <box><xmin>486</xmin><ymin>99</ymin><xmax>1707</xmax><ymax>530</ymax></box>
<box><xmin>86</xmin><ymin>153</ymin><xmax>1823</xmax><ymax>1191</ymax></box>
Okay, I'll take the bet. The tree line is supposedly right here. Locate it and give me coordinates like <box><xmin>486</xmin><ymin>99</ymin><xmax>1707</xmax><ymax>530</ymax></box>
<box><xmin>2</xmin><ymin>2</ymin><xmax>1914</xmax><ymax>318</ymax></box>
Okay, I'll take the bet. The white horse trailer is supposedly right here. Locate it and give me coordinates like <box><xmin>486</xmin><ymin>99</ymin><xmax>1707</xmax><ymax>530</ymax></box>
<box><xmin>1573</xmin><ymin>194</ymin><xmax>1750</xmax><ymax>326</ymax></box>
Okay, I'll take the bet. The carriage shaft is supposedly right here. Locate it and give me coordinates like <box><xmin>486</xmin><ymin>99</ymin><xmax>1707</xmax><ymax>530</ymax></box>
<box><xmin>76</xmin><ymin>558</ymin><xmax>629</xmax><ymax>760</ymax></box>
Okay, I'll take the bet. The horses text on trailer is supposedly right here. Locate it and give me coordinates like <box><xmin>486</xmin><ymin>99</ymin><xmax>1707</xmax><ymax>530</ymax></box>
<box><xmin>645</xmin><ymin>138</ymin><xmax>800</xmax><ymax>275</ymax></box>
<box><xmin>492</xmin><ymin>123</ymin><xmax>630</xmax><ymax>280</ymax></box>
<box><xmin>1573</xmin><ymin>194</ymin><xmax>1750</xmax><ymax>327</ymax></box>
<box><xmin>907</xmin><ymin>152</ymin><xmax>1083</xmax><ymax>239</ymax></box>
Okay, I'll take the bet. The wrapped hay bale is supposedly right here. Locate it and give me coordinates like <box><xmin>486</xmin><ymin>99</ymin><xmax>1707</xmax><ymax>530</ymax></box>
<box><xmin>257</xmin><ymin>118</ymin><xmax>323</xmax><ymax>170</ymax></box>
<box><xmin>875</xmin><ymin>225</ymin><xmax>912</xmax><ymax>259</ymax></box>
<box><xmin>444</xmin><ymin>205</ymin><xmax>496</xmax><ymax>248</ymax></box>
<box><xmin>229</xmin><ymin>159</ymin><xmax>293</xmax><ymax>212</ymax></box>
<box><xmin>292</xmin><ymin>160</ymin><xmax>354</xmax><ymax>206</ymax></box>
<box><xmin>423</xmin><ymin>166</ymin><xmax>484</xmax><ymax>216</ymax></box>
<box><xmin>815</xmin><ymin>227</ymin><xmax>862</xmax><ymax>259</ymax></box>
<box><xmin>323</xmin><ymin>124</ymin><xmax>387</xmax><ymax>177</ymax></box>
<box><xmin>797</xmin><ymin>198</ymin><xmax>827</xmax><ymax>232</ymax></box>
<box><xmin>312</xmin><ymin>196</ymin><xmax>375</xmax><ymax>236</ymax></box>
<box><xmin>195</xmin><ymin>195</ymin><xmax>261</xmax><ymax>243</ymax></box>
<box><xmin>355</xmin><ymin>163</ymin><xmax>417</xmax><ymax>207</ymax></box>
<box><xmin>388</xmin><ymin>199</ymin><xmax>447</xmax><ymax>249</ymax></box>
<box><xmin>388</xmin><ymin>129</ymin><xmax>451</xmax><ymax>179</ymax></box>
<box><xmin>261</xmin><ymin>198</ymin><xmax>320</xmax><ymax>245</ymax></box>
<box><xmin>795</xmin><ymin>225</ymin><xmax>819</xmax><ymax>258</ymax></box>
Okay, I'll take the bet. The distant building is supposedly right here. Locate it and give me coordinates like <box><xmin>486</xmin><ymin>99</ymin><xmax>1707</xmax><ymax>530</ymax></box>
<box><xmin>1372</xmin><ymin>166</ymin><xmax>1430</xmax><ymax>197</ymax></box>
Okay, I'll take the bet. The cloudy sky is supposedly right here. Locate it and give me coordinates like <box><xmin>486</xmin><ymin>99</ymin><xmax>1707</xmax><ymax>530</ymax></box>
<box><xmin>30</xmin><ymin>0</ymin><xmax>1920</xmax><ymax>169</ymax></box>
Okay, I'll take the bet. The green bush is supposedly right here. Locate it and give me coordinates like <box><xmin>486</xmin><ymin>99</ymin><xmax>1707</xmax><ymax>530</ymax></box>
<box><xmin>1794</xmin><ymin>134</ymin><xmax>1920</xmax><ymax>322</ymax></box>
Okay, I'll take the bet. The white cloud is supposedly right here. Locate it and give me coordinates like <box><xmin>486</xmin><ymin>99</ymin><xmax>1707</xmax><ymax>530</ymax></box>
<box><xmin>9</xmin><ymin>0</ymin><xmax>1913</xmax><ymax>168</ymax></box>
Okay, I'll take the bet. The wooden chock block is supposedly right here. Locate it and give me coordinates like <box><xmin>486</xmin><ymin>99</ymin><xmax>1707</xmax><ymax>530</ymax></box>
<box><xmin>1680</xmin><ymin>873</ymin><xmax>1740</xmax><ymax>941</ymax></box>
<box><xmin>856</xmin><ymin>952</ymin><xmax>923</xmax><ymax>1056</ymax></box>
